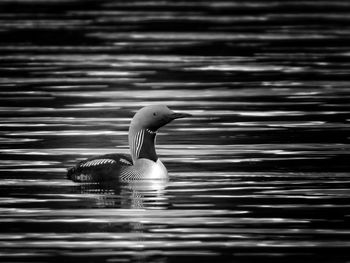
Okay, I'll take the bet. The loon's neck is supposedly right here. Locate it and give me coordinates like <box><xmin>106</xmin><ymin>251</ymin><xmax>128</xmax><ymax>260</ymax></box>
<box><xmin>128</xmin><ymin>126</ymin><xmax>158</xmax><ymax>163</ymax></box>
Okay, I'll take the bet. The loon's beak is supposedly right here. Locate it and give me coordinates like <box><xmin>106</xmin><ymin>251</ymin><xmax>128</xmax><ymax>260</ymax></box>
<box><xmin>169</xmin><ymin>112</ymin><xmax>192</xmax><ymax>120</ymax></box>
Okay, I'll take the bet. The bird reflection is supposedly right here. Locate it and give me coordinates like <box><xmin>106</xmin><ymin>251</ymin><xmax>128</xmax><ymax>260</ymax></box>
<box><xmin>76</xmin><ymin>178</ymin><xmax>169</xmax><ymax>209</ymax></box>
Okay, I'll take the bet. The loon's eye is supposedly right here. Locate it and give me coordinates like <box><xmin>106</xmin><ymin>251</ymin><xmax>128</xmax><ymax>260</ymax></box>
<box><xmin>153</xmin><ymin>112</ymin><xmax>157</xmax><ymax>116</ymax></box>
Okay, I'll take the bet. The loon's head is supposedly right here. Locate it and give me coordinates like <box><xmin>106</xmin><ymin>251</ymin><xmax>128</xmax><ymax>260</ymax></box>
<box><xmin>128</xmin><ymin>105</ymin><xmax>191</xmax><ymax>163</ymax></box>
<box><xmin>130</xmin><ymin>105</ymin><xmax>192</xmax><ymax>132</ymax></box>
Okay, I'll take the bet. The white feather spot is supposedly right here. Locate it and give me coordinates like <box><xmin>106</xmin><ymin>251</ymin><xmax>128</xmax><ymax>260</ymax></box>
<box><xmin>120</xmin><ymin>158</ymin><xmax>131</xmax><ymax>165</ymax></box>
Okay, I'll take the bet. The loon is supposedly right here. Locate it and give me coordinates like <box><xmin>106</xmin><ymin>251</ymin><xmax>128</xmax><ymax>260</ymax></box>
<box><xmin>67</xmin><ymin>105</ymin><xmax>191</xmax><ymax>182</ymax></box>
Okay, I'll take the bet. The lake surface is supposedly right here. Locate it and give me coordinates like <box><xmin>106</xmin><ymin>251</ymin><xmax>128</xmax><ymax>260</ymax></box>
<box><xmin>0</xmin><ymin>0</ymin><xmax>350</xmax><ymax>262</ymax></box>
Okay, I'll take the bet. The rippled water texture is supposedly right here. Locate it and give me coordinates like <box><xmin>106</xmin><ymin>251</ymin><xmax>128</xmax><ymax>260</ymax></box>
<box><xmin>1</xmin><ymin>1</ymin><xmax>350</xmax><ymax>262</ymax></box>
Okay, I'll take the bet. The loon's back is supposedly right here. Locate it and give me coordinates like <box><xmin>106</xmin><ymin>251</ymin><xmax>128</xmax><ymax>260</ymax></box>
<box><xmin>67</xmin><ymin>153</ymin><xmax>167</xmax><ymax>182</ymax></box>
<box><xmin>67</xmin><ymin>153</ymin><xmax>133</xmax><ymax>182</ymax></box>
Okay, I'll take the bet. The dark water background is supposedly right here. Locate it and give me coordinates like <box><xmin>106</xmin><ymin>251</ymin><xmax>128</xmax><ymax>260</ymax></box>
<box><xmin>1</xmin><ymin>1</ymin><xmax>350</xmax><ymax>262</ymax></box>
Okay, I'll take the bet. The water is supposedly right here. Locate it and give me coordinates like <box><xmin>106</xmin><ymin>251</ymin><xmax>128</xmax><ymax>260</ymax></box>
<box><xmin>1</xmin><ymin>0</ymin><xmax>350</xmax><ymax>262</ymax></box>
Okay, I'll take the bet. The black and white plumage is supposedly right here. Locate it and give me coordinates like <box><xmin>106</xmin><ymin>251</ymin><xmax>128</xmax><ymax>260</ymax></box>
<box><xmin>67</xmin><ymin>153</ymin><xmax>132</xmax><ymax>182</ymax></box>
<box><xmin>67</xmin><ymin>105</ymin><xmax>191</xmax><ymax>182</ymax></box>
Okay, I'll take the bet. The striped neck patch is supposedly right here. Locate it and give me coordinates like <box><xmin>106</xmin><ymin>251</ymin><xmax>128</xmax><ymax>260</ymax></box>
<box><xmin>131</xmin><ymin>129</ymin><xmax>145</xmax><ymax>160</ymax></box>
<box><xmin>131</xmin><ymin>129</ymin><xmax>157</xmax><ymax>161</ymax></box>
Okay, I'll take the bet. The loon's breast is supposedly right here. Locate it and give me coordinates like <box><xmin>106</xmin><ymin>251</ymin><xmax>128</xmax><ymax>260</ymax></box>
<box><xmin>120</xmin><ymin>159</ymin><xmax>167</xmax><ymax>181</ymax></box>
